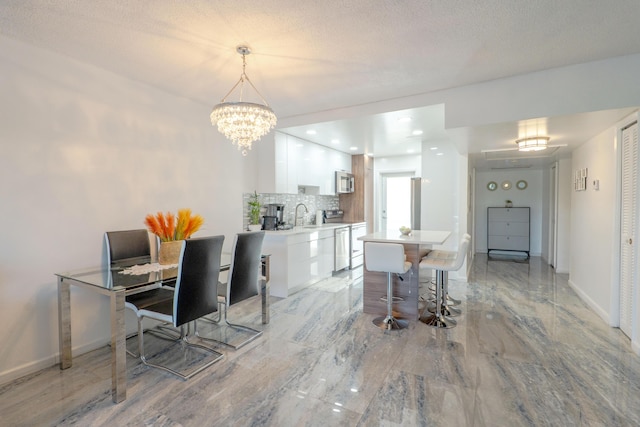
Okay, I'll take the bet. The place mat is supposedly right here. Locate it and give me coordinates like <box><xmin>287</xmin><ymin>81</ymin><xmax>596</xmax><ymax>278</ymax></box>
<box><xmin>119</xmin><ymin>263</ymin><xmax>179</xmax><ymax>275</ymax></box>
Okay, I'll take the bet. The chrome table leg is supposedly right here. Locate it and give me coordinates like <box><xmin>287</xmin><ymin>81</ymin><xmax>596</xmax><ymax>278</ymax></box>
<box><xmin>110</xmin><ymin>288</ymin><xmax>127</xmax><ymax>403</ymax></box>
<box><xmin>57</xmin><ymin>277</ymin><xmax>72</xmax><ymax>370</ymax></box>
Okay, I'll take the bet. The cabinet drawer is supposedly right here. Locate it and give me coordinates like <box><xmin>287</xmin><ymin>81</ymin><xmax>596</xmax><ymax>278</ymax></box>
<box><xmin>488</xmin><ymin>207</ymin><xmax>529</xmax><ymax>222</ymax></box>
<box><xmin>488</xmin><ymin>235</ymin><xmax>529</xmax><ymax>251</ymax></box>
<box><xmin>488</xmin><ymin>221</ymin><xmax>529</xmax><ymax>236</ymax></box>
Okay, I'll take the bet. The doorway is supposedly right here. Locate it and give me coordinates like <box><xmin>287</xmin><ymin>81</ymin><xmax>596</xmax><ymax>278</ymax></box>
<box><xmin>380</xmin><ymin>172</ymin><xmax>414</xmax><ymax>231</ymax></box>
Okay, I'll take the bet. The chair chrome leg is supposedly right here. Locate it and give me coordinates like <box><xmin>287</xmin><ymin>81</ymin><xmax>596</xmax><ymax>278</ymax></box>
<box><xmin>442</xmin><ymin>272</ymin><xmax>461</xmax><ymax>306</ymax></box>
<box><xmin>138</xmin><ymin>319</ymin><xmax>224</xmax><ymax>380</ymax></box>
<box><xmin>196</xmin><ymin>303</ymin><xmax>263</xmax><ymax>350</ymax></box>
<box><xmin>426</xmin><ymin>302</ymin><xmax>462</xmax><ymax>317</ymax></box>
<box><xmin>373</xmin><ymin>272</ymin><xmax>408</xmax><ymax>330</ymax></box>
<box><xmin>420</xmin><ymin>270</ymin><xmax>456</xmax><ymax>329</ymax></box>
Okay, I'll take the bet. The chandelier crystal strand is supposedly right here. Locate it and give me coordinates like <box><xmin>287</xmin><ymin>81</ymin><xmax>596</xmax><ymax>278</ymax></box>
<box><xmin>210</xmin><ymin>46</ymin><xmax>277</xmax><ymax>156</ymax></box>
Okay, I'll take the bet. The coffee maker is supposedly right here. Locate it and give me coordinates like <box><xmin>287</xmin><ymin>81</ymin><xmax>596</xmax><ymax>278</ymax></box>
<box><xmin>264</xmin><ymin>203</ymin><xmax>285</xmax><ymax>230</ymax></box>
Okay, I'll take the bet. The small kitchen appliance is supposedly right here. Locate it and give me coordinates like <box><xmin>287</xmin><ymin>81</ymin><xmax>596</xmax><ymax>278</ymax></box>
<box><xmin>262</xmin><ymin>215</ymin><xmax>278</xmax><ymax>230</ymax></box>
<box><xmin>266</xmin><ymin>203</ymin><xmax>285</xmax><ymax>227</ymax></box>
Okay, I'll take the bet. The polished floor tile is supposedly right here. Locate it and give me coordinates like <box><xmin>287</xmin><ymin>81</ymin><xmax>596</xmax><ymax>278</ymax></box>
<box><xmin>2</xmin><ymin>255</ymin><xmax>640</xmax><ymax>426</ymax></box>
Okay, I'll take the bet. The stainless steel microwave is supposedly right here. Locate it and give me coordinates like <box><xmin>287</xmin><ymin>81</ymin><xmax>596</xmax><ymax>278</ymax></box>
<box><xmin>335</xmin><ymin>171</ymin><xmax>354</xmax><ymax>193</ymax></box>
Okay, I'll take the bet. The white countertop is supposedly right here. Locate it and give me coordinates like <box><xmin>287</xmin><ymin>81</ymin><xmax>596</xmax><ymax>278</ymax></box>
<box><xmin>358</xmin><ymin>230</ymin><xmax>451</xmax><ymax>245</ymax></box>
<box><xmin>263</xmin><ymin>223</ymin><xmax>351</xmax><ymax>236</ymax></box>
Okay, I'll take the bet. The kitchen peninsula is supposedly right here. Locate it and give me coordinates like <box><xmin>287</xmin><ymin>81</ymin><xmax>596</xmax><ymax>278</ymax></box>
<box><xmin>262</xmin><ymin>224</ymin><xmax>344</xmax><ymax>297</ymax></box>
<box><xmin>359</xmin><ymin>230</ymin><xmax>451</xmax><ymax>320</ymax></box>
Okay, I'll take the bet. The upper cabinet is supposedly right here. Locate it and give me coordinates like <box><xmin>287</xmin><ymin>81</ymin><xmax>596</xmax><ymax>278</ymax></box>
<box><xmin>257</xmin><ymin>132</ymin><xmax>351</xmax><ymax>195</ymax></box>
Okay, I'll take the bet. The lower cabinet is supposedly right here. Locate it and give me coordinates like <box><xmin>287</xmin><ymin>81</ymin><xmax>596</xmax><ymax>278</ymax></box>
<box><xmin>487</xmin><ymin>207</ymin><xmax>530</xmax><ymax>256</ymax></box>
<box><xmin>263</xmin><ymin>229</ymin><xmax>335</xmax><ymax>298</ymax></box>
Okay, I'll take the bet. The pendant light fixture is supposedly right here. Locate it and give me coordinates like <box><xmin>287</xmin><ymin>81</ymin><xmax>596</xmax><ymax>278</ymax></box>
<box><xmin>516</xmin><ymin>136</ymin><xmax>549</xmax><ymax>152</ymax></box>
<box><xmin>210</xmin><ymin>46</ymin><xmax>277</xmax><ymax>156</ymax></box>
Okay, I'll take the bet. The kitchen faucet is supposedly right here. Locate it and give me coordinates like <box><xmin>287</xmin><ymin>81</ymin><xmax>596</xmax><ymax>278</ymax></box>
<box><xmin>294</xmin><ymin>203</ymin><xmax>309</xmax><ymax>227</ymax></box>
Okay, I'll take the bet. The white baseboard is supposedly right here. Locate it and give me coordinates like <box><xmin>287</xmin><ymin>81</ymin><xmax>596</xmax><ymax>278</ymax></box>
<box><xmin>567</xmin><ymin>279</ymin><xmax>611</xmax><ymax>324</ymax></box>
<box><xmin>0</xmin><ymin>337</ymin><xmax>108</xmax><ymax>387</ymax></box>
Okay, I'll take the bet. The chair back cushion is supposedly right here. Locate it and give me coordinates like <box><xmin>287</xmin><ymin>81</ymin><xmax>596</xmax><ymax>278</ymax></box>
<box><xmin>174</xmin><ymin>235</ymin><xmax>225</xmax><ymax>326</ymax></box>
<box><xmin>450</xmin><ymin>237</ymin><xmax>470</xmax><ymax>271</ymax></box>
<box><xmin>227</xmin><ymin>231</ymin><xmax>265</xmax><ymax>306</ymax></box>
<box><xmin>105</xmin><ymin>229</ymin><xmax>151</xmax><ymax>265</ymax></box>
<box><xmin>364</xmin><ymin>242</ymin><xmax>408</xmax><ymax>274</ymax></box>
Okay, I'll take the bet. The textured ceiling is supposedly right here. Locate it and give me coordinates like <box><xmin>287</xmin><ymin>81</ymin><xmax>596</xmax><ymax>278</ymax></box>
<box><xmin>2</xmin><ymin>0</ymin><xmax>640</xmax><ymax>163</ymax></box>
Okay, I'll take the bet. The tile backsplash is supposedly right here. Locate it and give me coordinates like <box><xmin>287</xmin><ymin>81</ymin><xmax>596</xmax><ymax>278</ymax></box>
<box><xmin>242</xmin><ymin>192</ymin><xmax>339</xmax><ymax>230</ymax></box>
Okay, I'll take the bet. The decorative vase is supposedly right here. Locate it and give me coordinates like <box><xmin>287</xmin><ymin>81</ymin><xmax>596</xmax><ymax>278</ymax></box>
<box><xmin>159</xmin><ymin>240</ymin><xmax>183</xmax><ymax>265</ymax></box>
<box><xmin>248</xmin><ymin>224</ymin><xmax>262</xmax><ymax>232</ymax></box>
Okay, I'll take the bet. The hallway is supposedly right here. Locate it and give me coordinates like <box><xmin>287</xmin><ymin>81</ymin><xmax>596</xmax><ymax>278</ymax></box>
<box><xmin>2</xmin><ymin>255</ymin><xmax>640</xmax><ymax>426</ymax></box>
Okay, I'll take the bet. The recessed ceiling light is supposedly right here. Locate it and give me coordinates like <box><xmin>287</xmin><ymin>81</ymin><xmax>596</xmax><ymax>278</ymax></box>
<box><xmin>430</xmin><ymin>146</ymin><xmax>438</xmax><ymax>150</ymax></box>
<box><xmin>398</xmin><ymin>117</ymin><xmax>412</xmax><ymax>123</ymax></box>
<box><xmin>331</xmin><ymin>139</ymin><xmax>339</xmax><ymax>144</ymax></box>
<box><xmin>437</xmin><ymin>152</ymin><xmax>444</xmax><ymax>156</ymax></box>
<box><xmin>412</xmin><ymin>130</ymin><xmax>423</xmax><ymax>136</ymax></box>
<box><xmin>306</xmin><ymin>130</ymin><xmax>317</xmax><ymax>135</ymax></box>
<box><xmin>407</xmin><ymin>149</ymin><xmax>415</xmax><ymax>153</ymax></box>
<box><xmin>349</xmin><ymin>146</ymin><xmax>358</xmax><ymax>151</ymax></box>
<box><xmin>366</xmin><ymin>152</ymin><xmax>373</xmax><ymax>157</ymax></box>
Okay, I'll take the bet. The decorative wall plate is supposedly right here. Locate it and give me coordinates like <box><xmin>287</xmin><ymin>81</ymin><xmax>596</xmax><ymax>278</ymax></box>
<box><xmin>516</xmin><ymin>180</ymin><xmax>528</xmax><ymax>190</ymax></box>
<box><xmin>501</xmin><ymin>180</ymin><xmax>512</xmax><ymax>190</ymax></box>
<box><xmin>487</xmin><ymin>181</ymin><xmax>498</xmax><ymax>191</ymax></box>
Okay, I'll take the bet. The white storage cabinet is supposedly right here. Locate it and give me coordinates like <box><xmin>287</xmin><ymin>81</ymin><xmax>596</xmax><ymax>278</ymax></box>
<box><xmin>487</xmin><ymin>207</ymin><xmax>530</xmax><ymax>257</ymax></box>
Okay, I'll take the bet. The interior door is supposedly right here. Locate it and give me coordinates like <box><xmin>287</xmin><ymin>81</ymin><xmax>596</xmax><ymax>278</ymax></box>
<box><xmin>620</xmin><ymin>121</ymin><xmax>638</xmax><ymax>337</ymax></box>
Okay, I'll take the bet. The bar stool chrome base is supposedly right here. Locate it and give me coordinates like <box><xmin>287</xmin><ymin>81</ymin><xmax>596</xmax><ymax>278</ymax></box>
<box><xmin>426</xmin><ymin>302</ymin><xmax>462</xmax><ymax>317</ymax></box>
<box><xmin>420</xmin><ymin>313</ymin><xmax>457</xmax><ymax>329</ymax></box>
<box><xmin>373</xmin><ymin>315</ymin><xmax>409</xmax><ymax>330</ymax></box>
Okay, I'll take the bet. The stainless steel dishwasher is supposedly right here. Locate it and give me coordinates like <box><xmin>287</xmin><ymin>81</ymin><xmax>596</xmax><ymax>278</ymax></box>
<box><xmin>334</xmin><ymin>225</ymin><xmax>351</xmax><ymax>272</ymax></box>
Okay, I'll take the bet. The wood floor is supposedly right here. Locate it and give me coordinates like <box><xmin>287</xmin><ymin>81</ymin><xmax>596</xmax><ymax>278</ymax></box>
<box><xmin>2</xmin><ymin>254</ymin><xmax>640</xmax><ymax>426</ymax></box>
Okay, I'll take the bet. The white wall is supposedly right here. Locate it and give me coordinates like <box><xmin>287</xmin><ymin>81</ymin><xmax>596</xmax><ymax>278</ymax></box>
<box><xmin>421</xmin><ymin>138</ymin><xmax>470</xmax><ymax>280</ymax></box>
<box><xmin>0</xmin><ymin>36</ymin><xmax>258</xmax><ymax>383</ymax></box>
<box><xmin>474</xmin><ymin>169</ymin><xmax>544</xmax><ymax>255</ymax></box>
<box><xmin>568</xmin><ymin>126</ymin><xmax>617</xmax><ymax>323</ymax></box>
<box><xmin>567</xmin><ymin>112</ymin><xmax>640</xmax><ymax>348</ymax></box>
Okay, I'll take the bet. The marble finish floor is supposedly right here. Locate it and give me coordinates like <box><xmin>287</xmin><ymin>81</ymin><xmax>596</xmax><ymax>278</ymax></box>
<box><xmin>3</xmin><ymin>255</ymin><xmax>640</xmax><ymax>426</ymax></box>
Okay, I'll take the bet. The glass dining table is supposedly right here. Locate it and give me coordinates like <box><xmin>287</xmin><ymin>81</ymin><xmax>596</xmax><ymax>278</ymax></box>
<box><xmin>55</xmin><ymin>253</ymin><xmax>270</xmax><ymax>404</ymax></box>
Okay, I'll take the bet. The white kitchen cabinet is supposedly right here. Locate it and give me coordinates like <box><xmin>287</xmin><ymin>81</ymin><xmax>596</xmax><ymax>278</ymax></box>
<box><xmin>262</xmin><ymin>228</ymin><xmax>335</xmax><ymax>297</ymax></box>
<box><xmin>487</xmin><ymin>207</ymin><xmax>530</xmax><ymax>256</ymax></box>
<box><xmin>256</xmin><ymin>132</ymin><xmax>351</xmax><ymax>195</ymax></box>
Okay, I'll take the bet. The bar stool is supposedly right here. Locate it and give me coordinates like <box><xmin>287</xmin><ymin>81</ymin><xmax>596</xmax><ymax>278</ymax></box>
<box><xmin>421</xmin><ymin>234</ymin><xmax>471</xmax><ymax>308</ymax></box>
<box><xmin>364</xmin><ymin>242</ymin><xmax>412</xmax><ymax>330</ymax></box>
<box><xmin>419</xmin><ymin>237</ymin><xmax>470</xmax><ymax>328</ymax></box>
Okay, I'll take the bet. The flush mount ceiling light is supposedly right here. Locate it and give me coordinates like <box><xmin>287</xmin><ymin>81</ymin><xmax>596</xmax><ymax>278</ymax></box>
<box><xmin>210</xmin><ymin>46</ymin><xmax>277</xmax><ymax>156</ymax></box>
<box><xmin>516</xmin><ymin>136</ymin><xmax>550</xmax><ymax>152</ymax></box>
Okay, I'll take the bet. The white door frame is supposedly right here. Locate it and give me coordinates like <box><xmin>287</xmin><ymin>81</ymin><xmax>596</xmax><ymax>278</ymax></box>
<box><xmin>549</xmin><ymin>162</ymin><xmax>559</xmax><ymax>268</ymax></box>
<box><xmin>611</xmin><ymin>114</ymin><xmax>639</xmax><ymax>340</ymax></box>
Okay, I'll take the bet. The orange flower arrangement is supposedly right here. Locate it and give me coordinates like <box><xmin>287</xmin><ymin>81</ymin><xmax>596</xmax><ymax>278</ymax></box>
<box><xmin>144</xmin><ymin>209</ymin><xmax>204</xmax><ymax>242</ymax></box>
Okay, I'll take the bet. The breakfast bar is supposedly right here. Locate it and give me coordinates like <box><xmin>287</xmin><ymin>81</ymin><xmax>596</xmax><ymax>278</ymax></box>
<box><xmin>359</xmin><ymin>230</ymin><xmax>451</xmax><ymax>320</ymax></box>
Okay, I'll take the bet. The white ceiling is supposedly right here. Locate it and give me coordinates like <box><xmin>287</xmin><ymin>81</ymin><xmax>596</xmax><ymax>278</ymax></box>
<box><xmin>2</xmin><ymin>1</ymin><xmax>640</xmax><ymax>168</ymax></box>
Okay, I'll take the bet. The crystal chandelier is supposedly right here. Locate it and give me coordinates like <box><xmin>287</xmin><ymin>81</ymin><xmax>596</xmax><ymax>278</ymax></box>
<box><xmin>516</xmin><ymin>136</ymin><xmax>549</xmax><ymax>152</ymax></box>
<box><xmin>210</xmin><ymin>46</ymin><xmax>277</xmax><ymax>156</ymax></box>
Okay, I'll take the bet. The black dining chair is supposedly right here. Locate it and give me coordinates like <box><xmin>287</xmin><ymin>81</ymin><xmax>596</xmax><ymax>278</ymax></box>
<box><xmin>201</xmin><ymin>231</ymin><xmax>265</xmax><ymax>349</ymax></box>
<box><xmin>105</xmin><ymin>229</ymin><xmax>175</xmax><ymax>311</ymax></box>
<box><xmin>132</xmin><ymin>235</ymin><xmax>226</xmax><ymax>379</ymax></box>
